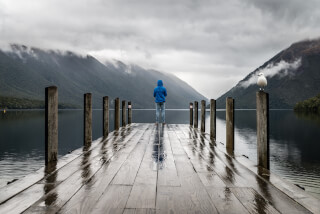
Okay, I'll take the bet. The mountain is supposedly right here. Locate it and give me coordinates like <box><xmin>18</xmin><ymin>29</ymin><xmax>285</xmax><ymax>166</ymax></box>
<box><xmin>216</xmin><ymin>39</ymin><xmax>320</xmax><ymax>109</ymax></box>
<box><xmin>0</xmin><ymin>44</ymin><xmax>206</xmax><ymax>109</ymax></box>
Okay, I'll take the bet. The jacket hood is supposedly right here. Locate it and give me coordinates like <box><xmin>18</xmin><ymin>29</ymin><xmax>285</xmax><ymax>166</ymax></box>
<box><xmin>157</xmin><ymin>80</ymin><xmax>163</xmax><ymax>86</ymax></box>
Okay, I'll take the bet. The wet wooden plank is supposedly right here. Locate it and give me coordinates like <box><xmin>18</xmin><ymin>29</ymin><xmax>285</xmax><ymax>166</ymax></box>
<box><xmin>126</xmin><ymin>184</ymin><xmax>157</xmax><ymax>209</ymax></box>
<box><xmin>231</xmin><ymin>187</ymin><xmax>280</xmax><ymax>214</ymax></box>
<box><xmin>177</xmin><ymin>125</ymin><xmax>314</xmax><ymax>214</ymax></box>
<box><xmin>91</xmin><ymin>185</ymin><xmax>132</xmax><ymax>214</ymax></box>
<box><xmin>52</xmin><ymin>124</ymin><xmax>151</xmax><ymax>214</ymax></box>
<box><xmin>112</xmin><ymin>126</ymin><xmax>151</xmax><ymax>185</ymax></box>
<box><xmin>22</xmin><ymin>125</ymin><xmax>146</xmax><ymax>213</ymax></box>
<box><xmin>123</xmin><ymin>208</ymin><xmax>156</xmax><ymax>214</ymax></box>
<box><xmin>1</xmin><ymin>123</ymin><xmax>318</xmax><ymax>214</ymax></box>
<box><xmin>157</xmin><ymin>126</ymin><xmax>180</xmax><ymax>187</ymax></box>
<box><xmin>0</xmin><ymin>141</ymin><xmax>92</xmax><ymax>205</ymax></box>
<box><xmin>126</xmin><ymin>127</ymin><xmax>157</xmax><ymax>209</ymax></box>
<box><xmin>176</xmin><ymin>125</ymin><xmax>254</xmax><ymax>187</ymax></box>
<box><xmin>130</xmin><ymin>128</ymin><xmax>157</xmax><ymax>185</ymax></box>
<box><xmin>198</xmin><ymin>172</ymin><xmax>226</xmax><ymax>187</ymax></box>
<box><xmin>167</xmin><ymin>127</ymin><xmax>185</xmax><ymax>156</ymax></box>
<box><xmin>0</xmin><ymin>139</ymin><xmax>111</xmax><ymax>214</ymax></box>
<box><xmin>0</xmin><ymin>184</ymin><xmax>45</xmax><ymax>214</ymax></box>
<box><xmin>0</xmin><ymin>126</ymin><xmax>132</xmax><ymax>206</ymax></box>
<box><xmin>161</xmin><ymin>125</ymin><xmax>219</xmax><ymax>213</ymax></box>
<box><xmin>206</xmin><ymin>187</ymin><xmax>249</xmax><ymax>214</ymax></box>
<box><xmin>156</xmin><ymin>186</ymin><xmax>218</xmax><ymax>214</ymax></box>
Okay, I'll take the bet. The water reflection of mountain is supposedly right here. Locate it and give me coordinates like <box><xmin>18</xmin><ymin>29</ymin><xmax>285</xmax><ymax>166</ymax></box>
<box><xmin>216</xmin><ymin>110</ymin><xmax>320</xmax><ymax>162</ymax></box>
<box><xmin>294</xmin><ymin>112</ymin><xmax>320</xmax><ymax>126</ymax></box>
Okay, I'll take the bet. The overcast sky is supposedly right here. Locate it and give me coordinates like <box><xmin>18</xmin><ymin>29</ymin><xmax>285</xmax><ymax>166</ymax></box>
<box><xmin>1</xmin><ymin>0</ymin><xmax>320</xmax><ymax>98</ymax></box>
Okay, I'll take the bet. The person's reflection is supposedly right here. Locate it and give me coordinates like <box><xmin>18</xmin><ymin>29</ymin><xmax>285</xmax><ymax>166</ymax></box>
<box><xmin>158</xmin><ymin>125</ymin><xmax>165</xmax><ymax>169</ymax></box>
<box><xmin>152</xmin><ymin>124</ymin><xmax>160</xmax><ymax>165</ymax></box>
<box><xmin>152</xmin><ymin>124</ymin><xmax>166</xmax><ymax>169</ymax></box>
<box><xmin>81</xmin><ymin>145</ymin><xmax>92</xmax><ymax>185</ymax></box>
<box><xmin>44</xmin><ymin>161</ymin><xmax>58</xmax><ymax>207</ymax></box>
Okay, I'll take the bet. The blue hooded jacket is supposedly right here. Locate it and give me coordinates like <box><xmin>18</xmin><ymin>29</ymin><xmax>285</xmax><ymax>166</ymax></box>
<box><xmin>154</xmin><ymin>80</ymin><xmax>167</xmax><ymax>103</ymax></box>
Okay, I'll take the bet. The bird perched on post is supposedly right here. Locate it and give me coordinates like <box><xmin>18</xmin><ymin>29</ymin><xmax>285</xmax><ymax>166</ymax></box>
<box><xmin>257</xmin><ymin>73</ymin><xmax>267</xmax><ymax>91</ymax></box>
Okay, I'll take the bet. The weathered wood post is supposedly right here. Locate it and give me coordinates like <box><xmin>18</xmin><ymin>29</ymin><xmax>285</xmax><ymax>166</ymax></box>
<box><xmin>122</xmin><ymin>100</ymin><xmax>126</xmax><ymax>127</ymax></box>
<box><xmin>114</xmin><ymin>97</ymin><xmax>120</xmax><ymax>130</ymax></box>
<box><xmin>257</xmin><ymin>91</ymin><xmax>269</xmax><ymax>169</ymax></box>
<box><xmin>103</xmin><ymin>96</ymin><xmax>109</xmax><ymax>138</ymax></box>
<box><xmin>226</xmin><ymin>97</ymin><xmax>234</xmax><ymax>153</ymax></box>
<box><xmin>84</xmin><ymin>93</ymin><xmax>92</xmax><ymax>146</ymax></box>
<box><xmin>194</xmin><ymin>101</ymin><xmax>198</xmax><ymax>128</ymax></box>
<box><xmin>210</xmin><ymin>99</ymin><xmax>216</xmax><ymax>141</ymax></box>
<box><xmin>200</xmin><ymin>100</ymin><xmax>206</xmax><ymax>132</ymax></box>
<box><xmin>189</xmin><ymin>102</ymin><xmax>193</xmax><ymax>126</ymax></box>
<box><xmin>45</xmin><ymin>86</ymin><xmax>58</xmax><ymax>165</ymax></box>
<box><xmin>128</xmin><ymin>101</ymin><xmax>132</xmax><ymax>124</ymax></box>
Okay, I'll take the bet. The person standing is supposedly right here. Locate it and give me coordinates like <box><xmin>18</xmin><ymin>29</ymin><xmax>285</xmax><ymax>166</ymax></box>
<box><xmin>153</xmin><ymin>80</ymin><xmax>167</xmax><ymax>124</ymax></box>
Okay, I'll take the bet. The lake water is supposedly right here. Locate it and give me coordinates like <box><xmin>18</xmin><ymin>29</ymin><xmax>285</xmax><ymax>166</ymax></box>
<box><xmin>0</xmin><ymin>109</ymin><xmax>319</xmax><ymax>199</ymax></box>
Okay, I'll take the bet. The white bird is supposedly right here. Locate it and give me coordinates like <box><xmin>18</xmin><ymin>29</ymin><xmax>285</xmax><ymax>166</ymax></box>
<box><xmin>257</xmin><ymin>72</ymin><xmax>267</xmax><ymax>91</ymax></box>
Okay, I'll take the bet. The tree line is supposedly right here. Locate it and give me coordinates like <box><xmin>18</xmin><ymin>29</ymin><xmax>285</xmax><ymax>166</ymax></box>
<box><xmin>294</xmin><ymin>94</ymin><xmax>320</xmax><ymax>114</ymax></box>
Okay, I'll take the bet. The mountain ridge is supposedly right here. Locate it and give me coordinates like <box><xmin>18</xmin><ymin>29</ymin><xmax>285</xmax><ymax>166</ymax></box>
<box><xmin>0</xmin><ymin>44</ymin><xmax>207</xmax><ymax>109</ymax></box>
<box><xmin>216</xmin><ymin>38</ymin><xmax>320</xmax><ymax>109</ymax></box>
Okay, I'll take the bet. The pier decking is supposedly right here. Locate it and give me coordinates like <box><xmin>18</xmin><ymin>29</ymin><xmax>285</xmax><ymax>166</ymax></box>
<box><xmin>0</xmin><ymin>123</ymin><xmax>319</xmax><ymax>214</ymax></box>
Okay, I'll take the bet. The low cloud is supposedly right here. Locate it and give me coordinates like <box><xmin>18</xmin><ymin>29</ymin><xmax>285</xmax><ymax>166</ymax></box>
<box><xmin>1</xmin><ymin>0</ymin><xmax>320</xmax><ymax>98</ymax></box>
<box><xmin>239</xmin><ymin>58</ymin><xmax>302</xmax><ymax>88</ymax></box>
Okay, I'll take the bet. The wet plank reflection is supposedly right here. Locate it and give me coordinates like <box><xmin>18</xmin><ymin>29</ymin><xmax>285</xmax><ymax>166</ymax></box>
<box><xmin>0</xmin><ymin>124</ymin><xmax>316</xmax><ymax>214</ymax></box>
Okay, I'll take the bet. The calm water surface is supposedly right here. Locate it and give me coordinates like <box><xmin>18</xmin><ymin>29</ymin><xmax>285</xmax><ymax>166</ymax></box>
<box><xmin>0</xmin><ymin>109</ymin><xmax>319</xmax><ymax>199</ymax></box>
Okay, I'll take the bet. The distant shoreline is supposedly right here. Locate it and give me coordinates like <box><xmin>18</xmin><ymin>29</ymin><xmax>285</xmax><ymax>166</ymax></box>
<box><xmin>1</xmin><ymin>108</ymin><xmax>295</xmax><ymax>111</ymax></box>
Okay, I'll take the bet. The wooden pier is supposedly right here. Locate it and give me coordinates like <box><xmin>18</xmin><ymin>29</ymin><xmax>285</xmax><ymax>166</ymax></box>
<box><xmin>0</xmin><ymin>123</ymin><xmax>319</xmax><ymax>214</ymax></box>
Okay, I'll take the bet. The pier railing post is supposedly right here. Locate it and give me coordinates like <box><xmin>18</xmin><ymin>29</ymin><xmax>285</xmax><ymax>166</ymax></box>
<box><xmin>226</xmin><ymin>97</ymin><xmax>234</xmax><ymax>153</ymax></box>
<box><xmin>210</xmin><ymin>99</ymin><xmax>216</xmax><ymax>141</ymax></box>
<box><xmin>122</xmin><ymin>100</ymin><xmax>126</xmax><ymax>127</ymax></box>
<box><xmin>201</xmin><ymin>100</ymin><xmax>206</xmax><ymax>132</ymax></box>
<box><xmin>189</xmin><ymin>102</ymin><xmax>193</xmax><ymax>126</ymax></box>
<box><xmin>45</xmin><ymin>86</ymin><xmax>58</xmax><ymax>165</ymax></box>
<box><xmin>257</xmin><ymin>91</ymin><xmax>269</xmax><ymax>170</ymax></box>
<box><xmin>114</xmin><ymin>98</ymin><xmax>120</xmax><ymax>130</ymax></box>
<box><xmin>103</xmin><ymin>96</ymin><xmax>109</xmax><ymax>138</ymax></box>
<box><xmin>194</xmin><ymin>101</ymin><xmax>198</xmax><ymax>128</ymax></box>
<box><xmin>84</xmin><ymin>93</ymin><xmax>92</xmax><ymax>146</ymax></box>
<box><xmin>128</xmin><ymin>101</ymin><xmax>132</xmax><ymax>124</ymax></box>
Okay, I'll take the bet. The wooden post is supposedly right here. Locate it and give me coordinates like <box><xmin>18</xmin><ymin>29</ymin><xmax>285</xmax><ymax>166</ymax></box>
<box><xmin>122</xmin><ymin>100</ymin><xmax>126</xmax><ymax>127</ymax></box>
<box><xmin>226</xmin><ymin>97</ymin><xmax>234</xmax><ymax>153</ymax></box>
<box><xmin>45</xmin><ymin>86</ymin><xmax>58</xmax><ymax>165</ymax></box>
<box><xmin>189</xmin><ymin>102</ymin><xmax>193</xmax><ymax>126</ymax></box>
<box><xmin>257</xmin><ymin>91</ymin><xmax>269</xmax><ymax>169</ymax></box>
<box><xmin>114</xmin><ymin>98</ymin><xmax>120</xmax><ymax>130</ymax></box>
<box><xmin>194</xmin><ymin>101</ymin><xmax>198</xmax><ymax>128</ymax></box>
<box><xmin>103</xmin><ymin>96</ymin><xmax>109</xmax><ymax>138</ymax></box>
<box><xmin>210</xmin><ymin>99</ymin><xmax>216</xmax><ymax>140</ymax></box>
<box><xmin>200</xmin><ymin>100</ymin><xmax>206</xmax><ymax>132</ymax></box>
<box><xmin>128</xmin><ymin>101</ymin><xmax>132</xmax><ymax>124</ymax></box>
<box><xmin>84</xmin><ymin>93</ymin><xmax>92</xmax><ymax>146</ymax></box>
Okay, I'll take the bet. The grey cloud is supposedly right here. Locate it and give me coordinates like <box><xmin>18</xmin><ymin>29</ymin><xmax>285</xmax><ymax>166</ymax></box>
<box><xmin>0</xmin><ymin>0</ymin><xmax>320</xmax><ymax>98</ymax></box>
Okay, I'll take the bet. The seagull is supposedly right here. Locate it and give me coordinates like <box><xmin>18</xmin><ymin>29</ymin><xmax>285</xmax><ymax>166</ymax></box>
<box><xmin>257</xmin><ymin>72</ymin><xmax>267</xmax><ymax>91</ymax></box>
